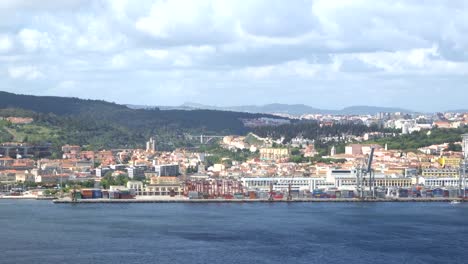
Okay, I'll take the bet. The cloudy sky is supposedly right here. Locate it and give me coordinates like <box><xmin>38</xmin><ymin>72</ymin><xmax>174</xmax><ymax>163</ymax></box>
<box><xmin>1</xmin><ymin>0</ymin><xmax>467</xmax><ymax>111</ymax></box>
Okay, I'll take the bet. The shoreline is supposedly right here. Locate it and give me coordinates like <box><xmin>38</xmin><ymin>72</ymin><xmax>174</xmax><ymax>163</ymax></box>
<box><xmin>52</xmin><ymin>197</ymin><xmax>467</xmax><ymax>203</ymax></box>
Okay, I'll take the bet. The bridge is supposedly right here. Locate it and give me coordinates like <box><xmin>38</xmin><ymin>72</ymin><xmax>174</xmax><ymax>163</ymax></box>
<box><xmin>184</xmin><ymin>134</ymin><xmax>226</xmax><ymax>144</ymax></box>
<box><xmin>0</xmin><ymin>143</ymin><xmax>52</xmax><ymax>158</ymax></box>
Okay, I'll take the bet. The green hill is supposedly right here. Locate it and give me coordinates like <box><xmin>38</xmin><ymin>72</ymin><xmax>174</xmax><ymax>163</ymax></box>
<box><xmin>0</xmin><ymin>91</ymin><xmax>286</xmax><ymax>151</ymax></box>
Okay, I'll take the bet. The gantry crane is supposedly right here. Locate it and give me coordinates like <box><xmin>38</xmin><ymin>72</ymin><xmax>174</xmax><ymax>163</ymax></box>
<box><xmin>356</xmin><ymin>147</ymin><xmax>375</xmax><ymax>199</ymax></box>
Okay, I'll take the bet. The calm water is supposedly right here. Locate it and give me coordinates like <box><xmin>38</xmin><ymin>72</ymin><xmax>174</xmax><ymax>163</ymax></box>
<box><xmin>0</xmin><ymin>200</ymin><xmax>467</xmax><ymax>264</ymax></box>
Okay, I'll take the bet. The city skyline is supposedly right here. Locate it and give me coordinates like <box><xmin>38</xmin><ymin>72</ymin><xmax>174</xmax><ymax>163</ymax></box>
<box><xmin>1</xmin><ymin>1</ymin><xmax>468</xmax><ymax>112</ymax></box>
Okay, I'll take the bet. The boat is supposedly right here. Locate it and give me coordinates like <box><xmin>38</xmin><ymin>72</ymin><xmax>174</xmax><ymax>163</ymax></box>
<box><xmin>450</xmin><ymin>200</ymin><xmax>460</xmax><ymax>204</ymax></box>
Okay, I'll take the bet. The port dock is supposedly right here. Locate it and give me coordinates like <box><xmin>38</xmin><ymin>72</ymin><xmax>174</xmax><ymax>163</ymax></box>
<box><xmin>52</xmin><ymin>197</ymin><xmax>467</xmax><ymax>204</ymax></box>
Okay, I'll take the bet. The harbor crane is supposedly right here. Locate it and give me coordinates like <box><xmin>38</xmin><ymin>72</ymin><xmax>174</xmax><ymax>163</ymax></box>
<box><xmin>459</xmin><ymin>134</ymin><xmax>468</xmax><ymax>199</ymax></box>
<box><xmin>356</xmin><ymin>147</ymin><xmax>376</xmax><ymax>199</ymax></box>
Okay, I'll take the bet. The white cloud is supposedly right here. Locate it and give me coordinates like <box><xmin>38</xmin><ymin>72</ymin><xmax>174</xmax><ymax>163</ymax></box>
<box><xmin>110</xmin><ymin>54</ymin><xmax>126</xmax><ymax>68</ymax></box>
<box><xmin>1</xmin><ymin>0</ymin><xmax>468</xmax><ymax>111</ymax></box>
<box><xmin>8</xmin><ymin>66</ymin><xmax>45</xmax><ymax>80</ymax></box>
<box><xmin>351</xmin><ymin>46</ymin><xmax>468</xmax><ymax>75</ymax></box>
<box><xmin>0</xmin><ymin>35</ymin><xmax>13</xmax><ymax>52</ymax></box>
<box><xmin>173</xmin><ymin>55</ymin><xmax>192</xmax><ymax>67</ymax></box>
<box><xmin>74</xmin><ymin>15</ymin><xmax>128</xmax><ymax>52</ymax></box>
<box><xmin>145</xmin><ymin>49</ymin><xmax>169</xmax><ymax>60</ymax></box>
<box><xmin>17</xmin><ymin>29</ymin><xmax>51</xmax><ymax>52</ymax></box>
<box><xmin>57</xmin><ymin>80</ymin><xmax>77</xmax><ymax>89</ymax></box>
<box><xmin>135</xmin><ymin>0</ymin><xmax>235</xmax><ymax>44</ymax></box>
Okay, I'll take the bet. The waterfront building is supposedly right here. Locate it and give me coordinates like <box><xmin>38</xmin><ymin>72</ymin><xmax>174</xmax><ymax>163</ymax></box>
<box><xmin>126</xmin><ymin>181</ymin><xmax>144</xmax><ymax>194</ymax></box>
<box><xmin>421</xmin><ymin>168</ymin><xmax>459</xmax><ymax>178</ymax></box>
<box><xmin>419</xmin><ymin>177</ymin><xmax>466</xmax><ymax>188</ymax></box>
<box><xmin>363</xmin><ymin>176</ymin><xmax>413</xmax><ymax>188</ymax></box>
<box><xmin>326</xmin><ymin>169</ymin><xmax>357</xmax><ymax>189</ymax></box>
<box><xmin>241</xmin><ymin>177</ymin><xmax>332</xmax><ymax>192</ymax></box>
<box><xmin>127</xmin><ymin>179</ymin><xmax>182</xmax><ymax>196</ymax></box>
<box><xmin>142</xmin><ymin>184</ymin><xmax>183</xmax><ymax>196</ymax></box>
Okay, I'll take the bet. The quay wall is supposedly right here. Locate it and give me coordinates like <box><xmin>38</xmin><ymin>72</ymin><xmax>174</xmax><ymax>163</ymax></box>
<box><xmin>53</xmin><ymin>198</ymin><xmax>466</xmax><ymax>204</ymax></box>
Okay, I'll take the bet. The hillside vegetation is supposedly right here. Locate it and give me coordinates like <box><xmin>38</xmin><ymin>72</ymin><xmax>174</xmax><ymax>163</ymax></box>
<box><xmin>0</xmin><ymin>91</ymin><xmax>284</xmax><ymax>150</ymax></box>
<box><xmin>367</xmin><ymin>128</ymin><xmax>468</xmax><ymax>151</ymax></box>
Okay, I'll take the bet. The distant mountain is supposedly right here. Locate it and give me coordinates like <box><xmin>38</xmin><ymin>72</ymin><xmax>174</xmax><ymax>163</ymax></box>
<box><xmin>180</xmin><ymin>102</ymin><xmax>413</xmax><ymax>116</ymax></box>
<box><xmin>181</xmin><ymin>102</ymin><xmax>324</xmax><ymax>115</ymax></box>
<box><xmin>338</xmin><ymin>106</ymin><xmax>412</xmax><ymax>115</ymax></box>
<box><xmin>446</xmin><ymin>109</ymin><xmax>468</xmax><ymax>113</ymax></box>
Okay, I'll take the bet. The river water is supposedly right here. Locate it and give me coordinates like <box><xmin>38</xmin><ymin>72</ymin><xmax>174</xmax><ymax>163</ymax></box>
<box><xmin>0</xmin><ymin>200</ymin><xmax>467</xmax><ymax>264</ymax></box>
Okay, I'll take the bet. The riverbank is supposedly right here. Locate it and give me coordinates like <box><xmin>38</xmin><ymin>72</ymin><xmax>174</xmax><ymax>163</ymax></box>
<box><xmin>53</xmin><ymin>197</ymin><xmax>467</xmax><ymax>203</ymax></box>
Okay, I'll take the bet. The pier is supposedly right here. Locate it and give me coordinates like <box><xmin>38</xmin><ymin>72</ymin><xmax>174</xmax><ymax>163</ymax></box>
<box><xmin>52</xmin><ymin>197</ymin><xmax>467</xmax><ymax>204</ymax></box>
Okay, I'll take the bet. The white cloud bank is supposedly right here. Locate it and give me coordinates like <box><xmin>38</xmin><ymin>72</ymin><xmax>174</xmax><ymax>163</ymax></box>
<box><xmin>0</xmin><ymin>0</ymin><xmax>468</xmax><ymax>111</ymax></box>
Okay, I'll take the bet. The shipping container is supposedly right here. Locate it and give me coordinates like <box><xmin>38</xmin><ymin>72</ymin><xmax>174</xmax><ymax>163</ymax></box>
<box><xmin>234</xmin><ymin>193</ymin><xmax>244</xmax><ymax>199</ymax></box>
<box><xmin>72</xmin><ymin>192</ymin><xmax>82</xmax><ymax>199</ymax></box>
<box><xmin>119</xmin><ymin>194</ymin><xmax>135</xmax><ymax>199</ymax></box>
<box><xmin>188</xmin><ymin>191</ymin><xmax>199</xmax><ymax>199</ymax></box>
<box><xmin>341</xmin><ymin>190</ymin><xmax>349</xmax><ymax>198</ymax></box>
<box><xmin>312</xmin><ymin>189</ymin><xmax>324</xmax><ymax>195</ymax></box>
<box><xmin>92</xmin><ymin>190</ymin><xmax>102</xmax><ymax>199</ymax></box>
<box><xmin>257</xmin><ymin>191</ymin><xmax>269</xmax><ymax>199</ymax></box>
<box><xmin>433</xmin><ymin>188</ymin><xmax>444</xmax><ymax>198</ymax></box>
<box><xmin>273</xmin><ymin>193</ymin><xmax>284</xmax><ymax>200</ymax></box>
<box><xmin>81</xmin><ymin>190</ymin><xmax>93</xmax><ymax>199</ymax></box>
<box><xmin>108</xmin><ymin>191</ymin><xmax>120</xmax><ymax>199</ymax></box>
<box><xmin>398</xmin><ymin>189</ymin><xmax>409</xmax><ymax>198</ymax></box>
<box><xmin>376</xmin><ymin>191</ymin><xmax>386</xmax><ymax>199</ymax></box>
<box><xmin>448</xmin><ymin>189</ymin><xmax>458</xmax><ymax>198</ymax></box>
<box><xmin>425</xmin><ymin>190</ymin><xmax>433</xmax><ymax>198</ymax></box>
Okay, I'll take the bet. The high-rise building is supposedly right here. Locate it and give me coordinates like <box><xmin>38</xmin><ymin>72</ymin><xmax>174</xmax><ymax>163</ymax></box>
<box><xmin>154</xmin><ymin>164</ymin><xmax>179</xmax><ymax>177</ymax></box>
<box><xmin>146</xmin><ymin>137</ymin><xmax>156</xmax><ymax>153</ymax></box>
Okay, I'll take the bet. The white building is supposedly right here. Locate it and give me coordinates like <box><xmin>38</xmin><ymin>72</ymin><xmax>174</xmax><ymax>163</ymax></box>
<box><xmin>418</xmin><ymin>177</ymin><xmax>466</xmax><ymax>188</ymax></box>
<box><xmin>146</xmin><ymin>137</ymin><xmax>156</xmax><ymax>153</ymax></box>
<box><xmin>241</xmin><ymin>177</ymin><xmax>332</xmax><ymax>192</ymax></box>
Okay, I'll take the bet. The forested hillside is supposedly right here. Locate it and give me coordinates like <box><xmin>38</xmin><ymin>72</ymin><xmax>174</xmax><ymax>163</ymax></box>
<box><xmin>0</xmin><ymin>91</ymin><xmax>285</xmax><ymax>150</ymax></box>
<box><xmin>252</xmin><ymin>122</ymin><xmax>388</xmax><ymax>142</ymax></box>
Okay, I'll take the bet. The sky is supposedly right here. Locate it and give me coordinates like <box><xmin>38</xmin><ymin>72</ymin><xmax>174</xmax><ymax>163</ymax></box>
<box><xmin>1</xmin><ymin>0</ymin><xmax>468</xmax><ymax>112</ymax></box>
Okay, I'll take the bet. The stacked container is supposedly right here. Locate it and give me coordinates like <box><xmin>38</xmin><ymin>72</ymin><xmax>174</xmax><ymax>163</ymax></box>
<box><xmin>108</xmin><ymin>191</ymin><xmax>120</xmax><ymax>199</ymax></box>
<box><xmin>433</xmin><ymin>188</ymin><xmax>444</xmax><ymax>198</ymax></box>
<box><xmin>119</xmin><ymin>190</ymin><xmax>134</xmax><ymax>199</ymax></box>
<box><xmin>188</xmin><ymin>191</ymin><xmax>199</xmax><ymax>199</ymax></box>
<box><xmin>81</xmin><ymin>189</ymin><xmax>93</xmax><ymax>199</ymax></box>
<box><xmin>234</xmin><ymin>193</ymin><xmax>244</xmax><ymax>199</ymax></box>
<box><xmin>398</xmin><ymin>189</ymin><xmax>409</xmax><ymax>198</ymax></box>
<box><xmin>92</xmin><ymin>189</ymin><xmax>102</xmax><ymax>199</ymax></box>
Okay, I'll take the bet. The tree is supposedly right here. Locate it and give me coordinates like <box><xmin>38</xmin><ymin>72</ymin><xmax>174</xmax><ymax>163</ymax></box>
<box><xmin>100</xmin><ymin>173</ymin><xmax>130</xmax><ymax>189</ymax></box>
<box><xmin>447</xmin><ymin>142</ymin><xmax>462</xmax><ymax>152</ymax></box>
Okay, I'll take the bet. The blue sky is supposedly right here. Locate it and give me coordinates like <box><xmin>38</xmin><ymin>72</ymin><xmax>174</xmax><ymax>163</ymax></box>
<box><xmin>0</xmin><ymin>0</ymin><xmax>468</xmax><ymax>111</ymax></box>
